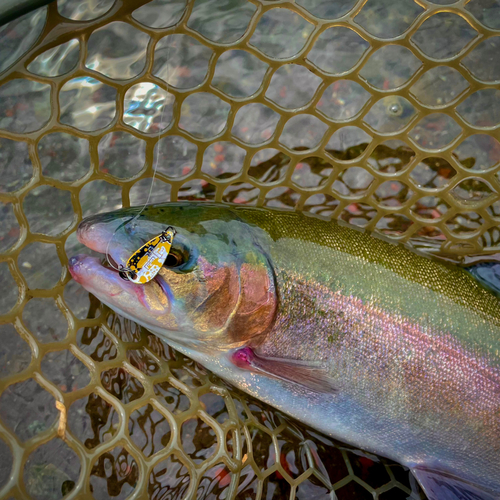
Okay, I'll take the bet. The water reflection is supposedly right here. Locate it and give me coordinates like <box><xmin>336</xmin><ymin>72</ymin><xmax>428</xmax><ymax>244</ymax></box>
<box><xmin>90</xmin><ymin>446</ymin><xmax>139</xmax><ymax>500</ymax></box>
<box><xmin>28</xmin><ymin>39</ymin><xmax>80</xmax><ymax>77</ymax></box>
<box><xmin>123</xmin><ymin>82</ymin><xmax>174</xmax><ymax>133</ymax></box>
<box><xmin>149</xmin><ymin>454</ymin><xmax>191</xmax><ymax>499</ymax></box>
<box><xmin>0</xmin><ymin>7</ymin><xmax>47</xmax><ymax>73</ymax></box>
<box><xmin>59</xmin><ymin>76</ymin><xmax>117</xmax><ymax>132</ymax></box>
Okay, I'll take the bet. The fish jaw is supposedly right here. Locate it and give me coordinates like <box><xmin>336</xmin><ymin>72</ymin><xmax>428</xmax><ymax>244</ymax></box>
<box><xmin>68</xmin><ymin>254</ymin><xmax>178</xmax><ymax>327</ymax></box>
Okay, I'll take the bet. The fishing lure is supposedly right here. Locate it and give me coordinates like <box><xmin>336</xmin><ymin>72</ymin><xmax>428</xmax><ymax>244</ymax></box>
<box><xmin>119</xmin><ymin>227</ymin><xmax>176</xmax><ymax>284</ymax></box>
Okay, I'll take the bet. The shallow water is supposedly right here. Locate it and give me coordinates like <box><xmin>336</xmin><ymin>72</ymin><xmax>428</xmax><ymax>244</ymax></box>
<box><xmin>0</xmin><ymin>0</ymin><xmax>499</xmax><ymax>498</ymax></box>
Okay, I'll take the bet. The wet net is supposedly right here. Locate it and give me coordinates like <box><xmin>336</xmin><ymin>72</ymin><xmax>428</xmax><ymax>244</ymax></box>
<box><xmin>0</xmin><ymin>0</ymin><xmax>499</xmax><ymax>498</ymax></box>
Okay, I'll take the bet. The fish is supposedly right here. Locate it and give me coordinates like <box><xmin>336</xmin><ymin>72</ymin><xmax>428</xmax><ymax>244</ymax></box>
<box><xmin>69</xmin><ymin>202</ymin><xmax>500</xmax><ymax>500</ymax></box>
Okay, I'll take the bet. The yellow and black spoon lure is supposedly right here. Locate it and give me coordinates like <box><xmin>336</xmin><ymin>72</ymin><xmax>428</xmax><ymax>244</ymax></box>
<box><xmin>119</xmin><ymin>227</ymin><xmax>176</xmax><ymax>284</ymax></box>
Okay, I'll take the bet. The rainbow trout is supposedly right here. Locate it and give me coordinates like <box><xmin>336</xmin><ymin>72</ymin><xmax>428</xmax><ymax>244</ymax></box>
<box><xmin>69</xmin><ymin>203</ymin><xmax>500</xmax><ymax>500</ymax></box>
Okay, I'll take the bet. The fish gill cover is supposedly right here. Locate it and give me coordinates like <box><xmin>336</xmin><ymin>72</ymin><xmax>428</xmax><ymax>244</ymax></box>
<box><xmin>0</xmin><ymin>0</ymin><xmax>499</xmax><ymax>498</ymax></box>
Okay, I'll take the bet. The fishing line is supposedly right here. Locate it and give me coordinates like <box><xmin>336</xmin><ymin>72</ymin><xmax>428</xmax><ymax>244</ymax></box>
<box><xmin>104</xmin><ymin>34</ymin><xmax>174</xmax><ymax>275</ymax></box>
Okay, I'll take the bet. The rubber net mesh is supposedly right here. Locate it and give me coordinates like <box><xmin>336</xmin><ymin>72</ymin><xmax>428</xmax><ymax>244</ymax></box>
<box><xmin>0</xmin><ymin>0</ymin><xmax>499</xmax><ymax>498</ymax></box>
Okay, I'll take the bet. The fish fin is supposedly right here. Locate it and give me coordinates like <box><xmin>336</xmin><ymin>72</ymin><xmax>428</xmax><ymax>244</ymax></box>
<box><xmin>412</xmin><ymin>468</ymin><xmax>500</xmax><ymax>500</ymax></box>
<box><xmin>466</xmin><ymin>262</ymin><xmax>500</xmax><ymax>297</ymax></box>
<box><xmin>230</xmin><ymin>347</ymin><xmax>336</xmax><ymax>394</ymax></box>
<box><xmin>336</xmin><ymin>447</ymin><xmax>380</xmax><ymax>463</ymax></box>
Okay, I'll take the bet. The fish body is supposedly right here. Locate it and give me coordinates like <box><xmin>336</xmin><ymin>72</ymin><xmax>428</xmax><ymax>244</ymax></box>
<box><xmin>69</xmin><ymin>203</ymin><xmax>500</xmax><ymax>500</ymax></box>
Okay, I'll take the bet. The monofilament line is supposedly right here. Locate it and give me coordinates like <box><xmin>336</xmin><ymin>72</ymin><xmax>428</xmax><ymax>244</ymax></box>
<box><xmin>104</xmin><ymin>31</ymin><xmax>174</xmax><ymax>273</ymax></box>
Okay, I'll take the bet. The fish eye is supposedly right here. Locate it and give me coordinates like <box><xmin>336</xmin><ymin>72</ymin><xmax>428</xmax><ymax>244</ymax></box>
<box><xmin>162</xmin><ymin>239</ymin><xmax>197</xmax><ymax>273</ymax></box>
<box><xmin>165</xmin><ymin>250</ymin><xmax>184</xmax><ymax>268</ymax></box>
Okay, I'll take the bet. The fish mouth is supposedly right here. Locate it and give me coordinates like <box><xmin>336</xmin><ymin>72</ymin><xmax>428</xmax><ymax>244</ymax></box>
<box><xmin>76</xmin><ymin>214</ymin><xmax>137</xmax><ymax>266</ymax></box>
<box><xmin>71</xmin><ymin>215</ymin><xmax>129</xmax><ymax>282</ymax></box>
<box><xmin>68</xmin><ymin>253</ymin><xmax>136</xmax><ymax>296</ymax></box>
<box><xmin>68</xmin><ymin>253</ymin><xmax>126</xmax><ymax>294</ymax></box>
<box><xmin>69</xmin><ymin>217</ymin><xmax>174</xmax><ymax>321</ymax></box>
<box><xmin>68</xmin><ymin>252</ymin><xmax>174</xmax><ymax>325</ymax></box>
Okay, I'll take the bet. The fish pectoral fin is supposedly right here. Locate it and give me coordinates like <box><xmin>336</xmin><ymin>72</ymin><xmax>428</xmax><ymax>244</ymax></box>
<box><xmin>412</xmin><ymin>467</ymin><xmax>500</xmax><ymax>500</ymax></box>
<box><xmin>230</xmin><ymin>346</ymin><xmax>336</xmax><ymax>394</ymax></box>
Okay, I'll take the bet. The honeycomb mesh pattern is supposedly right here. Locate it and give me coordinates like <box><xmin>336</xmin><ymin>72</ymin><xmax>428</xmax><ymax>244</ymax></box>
<box><xmin>0</xmin><ymin>0</ymin><xmax>499</xmax><ymax>498</ymax></box>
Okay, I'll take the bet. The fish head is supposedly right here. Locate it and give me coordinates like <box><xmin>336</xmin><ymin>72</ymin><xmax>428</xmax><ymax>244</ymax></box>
<box><xmin>69</xmin><ymin>203</ymin><xmax>277</xmax><ymax>350</ymax></box>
